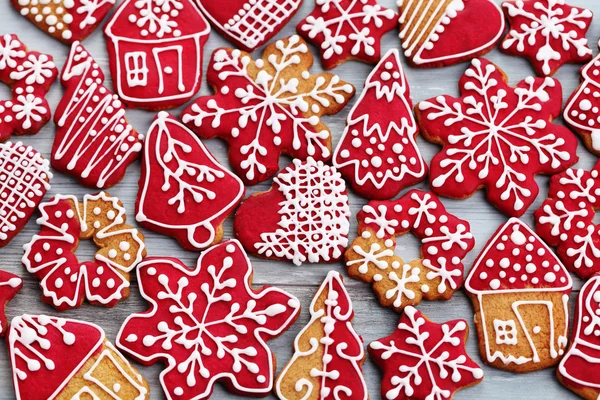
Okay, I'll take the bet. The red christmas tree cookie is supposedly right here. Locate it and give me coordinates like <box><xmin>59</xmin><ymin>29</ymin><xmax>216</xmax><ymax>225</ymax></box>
<box><xmin>0</xmin><ymin>270</ymin><xmax>22</xmax><ymax>336</ymax></box>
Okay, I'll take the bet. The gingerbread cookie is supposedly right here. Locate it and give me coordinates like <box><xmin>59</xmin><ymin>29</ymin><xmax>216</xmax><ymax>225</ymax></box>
<box><xmin>345</xmin><ymin>190</ymin><xmax>474</xmax><ymax>312</ymax></box>
<box><xmin>297</xmin><ymin>0</ymin><xmax>397</xmax><ymax>69</ymax></box>
<box><xmin>196</xmin><ymin>0</ymin><xmax>302</xmax><ymax>52</ymax></box>
<box><xmin>0</xmin><ymin>270</ymin><xmax>22</xmax><ymax>336</ymax></box>
<box><xmin>398</xmin><ymin>0</ymin><xmax>505</xmax><ymax>67</ymax></box>
<box><xmin>104</xmin><ymin>0</ymin><xmax>211</xmax><ymax>110</ymax></box>
<box><xmin>8</xmin><ymin>315</ymin><xmax>149</xmax><ymax>400</ymax></box>
<box><xmin>116</xmin><ymin>240</ymin><xmax>301</xmax><ymax>399</ymax></box>
<box><xmin>276</xmin><ymin>271</ymin><xmax>366</xmax><ymax>400</ymax></box>
<box><xmin>53</xmin><ymin>42</ymin><xmax>143</xmax><ymax>189</ymax></box>
<box><xmin>23</xmin><ymin>192</ymin><xmax>146</xmax><ymax>311</ymax></box>
<box><xmin>333</xmin><ymin>49</ymin><xmax>426</xmax><ymax>199</ymax></box>
<box><xmin>416</xmin><ymin>58</ymin><xmax>578</xmax><ymax>217</ymax></box>
<box><xmin>465</xmin><ymin>218</ymin><xmax>572</xmax><ymax>373</ymax></box>
<box><xmin>234</xmin><ymin>157</ymin><xmax>350</xmax><ymax>266</ymax></box>
<box><xmin>501</xmin><ymin>0</ymin><xmax>593</xmax><ymax>76</ymax></box>
<box><xmin>369</xmin><ymin>306</ymin><xmax>483</xmax><ymax>400</ymax></box>
<box><xmin>136</xmin><ymin>112</ymin><xmax>244</xmax><ymax>251</ymax></box>
<box><xmin>11</xmin><ymin>0</ymin><xmax>115</xmax><ymax>44</ymax></box>
<box><xmin>182</xmin><ymin>35</ymin><xmax>355</xmax><ymax>185</ymax></box>
<box><xmin>0</xmin><ymin>34</ymin><xmax>57</xmax><ymax>141</ymax></box>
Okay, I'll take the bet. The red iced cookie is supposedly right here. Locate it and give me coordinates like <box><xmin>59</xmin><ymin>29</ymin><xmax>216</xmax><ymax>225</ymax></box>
<box><xmin>416</xmin><ymin>58</ymin><xmax>578</xmax><ymax>217</ymax></box>
<box><xmin>116</xmin><ymin>240</ymin><xmax>301</xmax><ymax>400</ymax></box>
<box><xmin>0</xmin><ymin>270</ymin><xmax>22</xmax><ymax>336</ymax></box>
<box><xmin>104</xmin><ymin>0</ymin><xmax>211</xmax><ymax>110</ymax></box>
<box><xmin>136</xmin><ymin>112</ymin><xmax>244</xmax><ymax>251</ymax></box>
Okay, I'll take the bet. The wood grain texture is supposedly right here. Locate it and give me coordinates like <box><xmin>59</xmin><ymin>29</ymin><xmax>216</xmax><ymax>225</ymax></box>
<box><xmin>0</xmin><ymin>0</ymin><xmax>598</xmax><ymax>398</ymax></box>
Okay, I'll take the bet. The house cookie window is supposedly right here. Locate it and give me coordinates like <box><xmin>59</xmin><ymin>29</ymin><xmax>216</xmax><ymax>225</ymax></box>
<box><xmin>125</xmin><ymin>52</ymin><xmax>148</xmax><ymax>87</ymax></box>
<box><xmin>494</xmin><ymin>319</ymin><xmax>518</xmax><ymax>345</ymax></box>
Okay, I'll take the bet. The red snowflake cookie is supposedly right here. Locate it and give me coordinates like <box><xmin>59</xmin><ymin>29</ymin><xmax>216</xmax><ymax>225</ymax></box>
<box><xmin>333</xmin><ymin>49</ymin><xmax>426</xmax><ymax>199</ymax></box>
<box><xmin>416</xmin><ymin>58</ymin><xmax>578</xmax><ymax>217</ymax></box>
<box><xmin>369</xmin><ymin>306</ymin><xmax>483</xmax><ymax>400</ymax></box>
<box><xmin>298</xmin><ymin>0</ymin><xmax>397</xmax><ymax>69</ymax></box>
<box><xmin>0</xmin><ymin>270</ymin><xmax>22</xmax><ymax>336</ymax></box>
<box><xmin>501</xmin><ymin>0</ymin><xmax>593</xmax><ymax>76</ymax></box>
<box><xmin>0</xmin><ymin>34</ymin><xmax>57</xmax><ymax>141</ymax></box>
<box><xmin>136</xmin><ymin>112</ymin><xmax>244</xmax><ymax>251</ymax></box>
<box><xmin>116</xmin><ymin>240</ymin><xmax>301</xmax><ymax>400</ymax></box>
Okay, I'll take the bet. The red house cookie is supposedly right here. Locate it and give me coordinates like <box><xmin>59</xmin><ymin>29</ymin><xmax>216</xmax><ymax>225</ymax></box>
<box><xmin>116</xmin><ymin>240</ymin><xmax>301</xmax><ymax>400</ymax></box>
<box><xmin>196</xmin><ymin>0</ymin><xmax>302</xmax><ymax>52</ymax></box>
<box><xmin>136</xmin><ymin>112</ymin><xmax>244</xmax><ymax>251</ymax></box>
<box><xmin>0</xmin><ymin>270</ymin><xmax>22</xmax><ymax>336</ymax></box>
<box><xmin>333</xmin><ymin>49</ymin><xmax>426</xmax><ymax>199</ymax></box>
<box><xmin>234</xmin><ymin>158</ymin><xmax>351</xmax><ymax>266</ymax></box>
<box><xmin>369</xmin><ymin>306</ymin><xmax>483</xmax><ymax>400</ymax></box>
<box><xmin>297</xmin><ymin>0</ymin><xmax>397</xmax><ymax>69</ymax></box>
<box><xmin>416</xmin><ymin>58</ymin><xmax>578</xmax><ymax>217</ymax></box>
<box><xmin>104</xmin><ymin>0</ymin><xmax>211</xmax><ymax>110</ymax></box>
<box><xmin>53</xmin><ymin>42</ymin><xmax>143</xmax><ymax>189</ymax></box>
<box><xmin>501</xmin><ymin>0</ymin><xmax>593</xmax><ymax>76</ymax></box>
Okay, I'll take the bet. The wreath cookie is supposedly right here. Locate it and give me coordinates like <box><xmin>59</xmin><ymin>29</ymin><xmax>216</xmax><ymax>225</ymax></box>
<box><xmin>23</xmin><ymin>192</ymin><xmax>146</xmax><ymax>311</ymax></box>
<box><xmin>345</xmin><ymin>190</ymin><xmax>475</xmax><ymax>312</ymax></box>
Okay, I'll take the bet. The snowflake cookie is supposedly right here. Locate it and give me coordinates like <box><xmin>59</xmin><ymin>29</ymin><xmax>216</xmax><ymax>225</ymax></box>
<box><xmin>11</xmin><ymin>0</ymin><xmax>115</xmax><ymax>44</ymax></box>
<box><xmin>0</xmin><ymin>270</ymin><xmax>22</xmax><ymax>336</ymax></box>
<box><xmin>333</xmin><ymin>49</ymin><xmax>426</xmax><ymax>199</ymax></box>
<box><xmin>196</xmin><ymin>0</ymin><xmax>302</xmax><ymax>51</ymax></box>
<box><xmin>53</xmin><ymin>42</ymin><xmax>143</xmax><ymax>189</ymax></box>
<box><xmin>104</xmin><ymin>0</ymin><xmax>211</xmax><ymax>110</ymax></box>
<box><xmin>369</xmin><ymin>306</ymin><xmax>484</xmax><ymax>400</ymax></box>
<box><xmin>276</xmin><ymin>271</ymin><xmax>367</xmax><ymax>400</ymax></box>
<box><xmin>8</xmin><ymin>315</ymin><xmax>149</xmax><ymax>400</ymax></box>
<box><xmin>0</xmin><ymin>34</ymin><xmax>57</xmax><ymax>141</ymax></box>
<box><xmin>465</xmin><ymin>218</ymin><xmax>572</xmax><ymax>373</ymax></box>
<box><xmin>136</xmin><ymin>112</ymin><xmax>245</xmax><ymax>251</ymax></box>
<box><xmin>23</xmin><ymin>192</ymin><xmax>146</xmax><ymax>311</ymax></box>
<box><xmin>501</xmin><ymin>0</ymin><xmax>593</xmax><ymax>76</ymax></box>
<box><xmin>345</xmin><ymin>190</ymin><xmax>474</xmax><ymax>312</ymax></box>
<box><xmin>181</xmin><ymin>35</ymin><xmax>355</xmax><ymax>185</ymax></box>
<box><xmin>234</xmin><ymin>157</ymin><xmax>351</xmax><ymax>266</ymax></box>
<box><xmin>297</xmin><ymin>0</ymin><xmax>397</xmax><ymax>69</ymax></box>
<box><xmin>398</xmin><ymin>0</ymin><xmax>505</xmax><ymax>67</ymax></box>
<box><xmin>416</xmin><ymin>58</ymin><xmax>578</xmax><ymax>217</ymax></box>
<box><xmin>116</xmin><ymin>240</ymin><xmax>301</xmax><ymax>400</ymax></box>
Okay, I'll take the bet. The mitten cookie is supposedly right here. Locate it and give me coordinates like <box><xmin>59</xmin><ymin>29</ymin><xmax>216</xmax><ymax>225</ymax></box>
<box><xmin>0</xmin><ymin>270</ymin><xmax>22</xmax><ymax>336</ymax></box>
<box><xmin>276</xmin><ymin>271</ymin><xmax>367</xmax><ymax>400</ymax></box>
<box><xmin>416</xmin><ymin>58</ymin><xmax>578</xmax><ymax>217</ymax></box>
<box><xmin>23</xmin><ymin>192</ymin><xmax>146</xmax><ymax>310</ymax></box>
<box><xmin>501</xmin><ymin>0</ymin><xmax>593</xmax><ymax>76</ymax></box>
<box><xmin>398</xmin><ymin>0</ymin><xmax>504</xmax><ymax>67</ymax></box>
<box><xmin>345</xmin><ymin>190</ymin><xmax>474</xmax><ymax>312</ymax></box>
<box><xmin>369</xmin><ymin>306</ymin><xmax>483</xmax><ymax>400</ymax></box>
<box><xmin>8</xmin><ymin>315</ymin><xmax>149</xmax><ymax>400</ymax></box>
<box><xmin>182</xmin><ymin>35</ymin><xmax>355</xmax><ymax>185</ymax></box>
<box><xmin>297</xmin><ymin>0</ymin><xmax>397</xmax><ymax>69</ymax></box>
<box><xmin>234</xmin><ymin>157</ymin><xmax>351</xmax><ymax>266</ymax></box>
<box><xmin>136</xmin><ymin>112</ymin><xmax>244</xmax><ymax>251</ymax></box>
<box><xmin>116</xmin><ymin>240</ymin><xmax>301</xmax><ymax>400</ymax></box>
<box><xmin>465</xmin><ymin>218</ymin><xmax>572</xmax><ymax>373</ymax></box>
<box><xmin>104</xmin><ymin>0</ymin><xmax>211</xmax><ymax>110</ymax></box>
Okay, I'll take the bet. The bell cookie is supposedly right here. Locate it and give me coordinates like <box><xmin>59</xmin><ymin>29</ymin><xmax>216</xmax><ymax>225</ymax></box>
<box><xmin>465</xmin><ymin>218</ymin><xmax>572</xmax><ymax>373</ymax></box>
<box><xmin>181</xmin><ymin>35</ymin><xmax>355</xmax><ymax>186</ymax></box>
<box><xmin>116</xmin><ymin>240</ymin><xmax>301</xmax><ymax>400</ymax></box>
<box><xmin>0</xmin><ymin>270</ymin><xmax>22</xmax><ymax>336</ymax></box>
<box><xmin>23</xmin><ymin>192</ymin><xmax>146</xmax><ymax>311</ymax></box>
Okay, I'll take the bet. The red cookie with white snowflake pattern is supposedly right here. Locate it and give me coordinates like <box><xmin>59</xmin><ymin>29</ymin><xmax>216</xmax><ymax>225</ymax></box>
<box><xmin>297</xmin><ymin>0</ymin><xmax>397</xmax><ymax>69</ymax></box>
<box><xmin>11</xmin><ymin>0</ymin><xmax>115</xmax><ymax>44</ymax></box>
<box><xmin>415</xmin><ymin>58</ymin><xmax>578</xmax><ymax>217</ymax></box>
<box><xmin>136</xmin><ymin>112</ymin><xmax>244</xmax><ymax>251</ymax></box>
<box><xmin>53</xmin><ymin>41</ymin><xmax>142</xmax><ymax>189</ymax></box>
<box><xmin>116</xmin><ymin>240</ymin><xmax>301</xmax><ymax>400</ymax></box>
<box><xmin>369</xmin><ymin>306</ymin><xmax>484</xmax><ymax>400</ymax></box>
<box><xmin>234</xmin><ymin>157</ymin><xmax>351</xmax><ymax>266</ymax></box>
<box><xmin>333</xmin><ymin>49</ymin><xmax>426</xmax><ymax>199</ymax></box>
<box><xmin>345</xmin><ymin>190</ymin><xmax>475</xmax><ymax>312</ymax></box>
<box><xmin>0</xmin><ymin>34</ymin><xmax>57</xmax><ymax>141</ymax></box>
<box><xmin>182</xmin><ymin>35</ymin><xmax>355</xmax><ymax>186</ymax></box>
<box><xmin>195</xmin><ymin>0</ymin><xmax>303</xmax><ymax>52</ymax></box>
<box><xmin>0</xmin><ymin>270</ymin><xmax>22</xmax><ymax>336</ymax></box>
<box><xmin>501</xmin><ymin>0</ymin><xmax>593</xmax><ymax>76</ymax></box>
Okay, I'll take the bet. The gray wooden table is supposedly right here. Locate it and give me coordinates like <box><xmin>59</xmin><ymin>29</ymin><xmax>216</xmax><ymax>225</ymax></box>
<box><xmin>0</xmin><ymin>0</ymin><xmax>598</xmax><ymax>398</ymax></box>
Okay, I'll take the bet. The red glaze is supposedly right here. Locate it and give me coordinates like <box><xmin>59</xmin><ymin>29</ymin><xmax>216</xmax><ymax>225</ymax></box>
<box><xmin>0</xmin><ymin>270</ymin><xmax>21</xmax><ymax>336</ymax></box>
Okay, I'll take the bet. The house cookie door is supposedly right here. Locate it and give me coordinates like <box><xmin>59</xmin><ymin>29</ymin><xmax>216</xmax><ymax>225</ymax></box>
<box><xmin>152</xmin><ymin>46</ymin><xmax>185</xmax><ymax>98</ymax></box>
<box><xmin>512</xmin><ymin>300</ymin><xmax>559</xmax><ymax>363</ymax></box>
